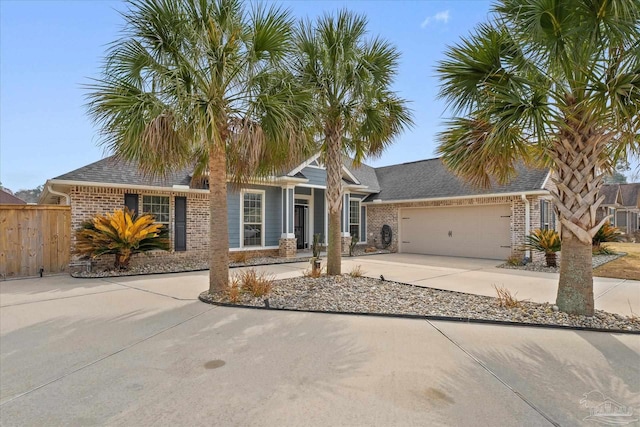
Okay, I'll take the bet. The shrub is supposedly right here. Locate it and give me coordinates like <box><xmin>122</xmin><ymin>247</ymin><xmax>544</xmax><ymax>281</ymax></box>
<box><xmin>505</xmin><ymin>253</ymin><xmax>524</xmax><ymax>266</ymax></box>
<box><xmin>227</xmin><ymin>277</ymin><xmax>242</xmax><ymax>303</ymax></box>
<box><xmin>349</xmin><ymin>234</ymin><xmax>358</xmax><ymax>256</ymax></box>
<box><xmin>493</xmin><ymin>285</ymin><xmax>523</xmax><ymax>308</ymax></box>
<box><xmin>231</xmin><ymin>251</ymin><xmax>251</xmax><ymax>264</ymax></box>
<box><xmin>349</xmin><ymin>265</ymin><xmax>365</xmax><ymax>277</ymax></box>
<box><xmin>236</xmin><ymin>269</ymin><xmax>273</xmax><ymax>297</ymax></box>
<box><xmin>74</xmin><ymin>208</ymin><xmax>169</xmax><ymax>270</ymax></box>
<box><xmin>311</xmin><ymin>233</ymin><xmax>323</xmax><ymax>259</ymax></box>
<box><xmin>303</xmin><ymin>266</ymin><xmax>325</xmax><ymax>278</ymax></box>
<box><xmin>524</xmin><ymin>229</ymin><xmax>561</xmax><ymax>267</ymax></box>
<box><xmin>592</xmin><ymin>223</ymin><xmax>623</xmax><ymax>251</ymax></box>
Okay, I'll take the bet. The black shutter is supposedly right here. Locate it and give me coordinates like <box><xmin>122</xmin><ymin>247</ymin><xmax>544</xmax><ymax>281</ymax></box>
<box><xmin>124</xmin><ymin>194</ymin><xmax>138</xmax><ymax>215</ymax></box>
<box><xmin>175</xmin><ymin>196</ymin><xmax>187</xmax><ymax>251</ymax></box>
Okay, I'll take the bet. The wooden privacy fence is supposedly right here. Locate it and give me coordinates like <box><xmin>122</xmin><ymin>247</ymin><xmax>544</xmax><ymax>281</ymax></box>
<box><xmin>0</xmin><ymin>205</ymin><xmax>71</xmax><ymax>279</ymax></box>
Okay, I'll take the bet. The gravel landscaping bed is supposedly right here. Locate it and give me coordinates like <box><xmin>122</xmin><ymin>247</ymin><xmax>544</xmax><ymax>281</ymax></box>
<box><xmin>497</xmin><ymin>253</ymin><xmax>625</xmax><ymax>273</ymax></box>
<box><xmin>71</xmin><ymin>250</ymin><xmax>390</xmax><ymax>278</ymax></box>
<box><xmin>200</xmin><ymin>275</ymin><xmax>640</xmax><ymax>333</ymax></box>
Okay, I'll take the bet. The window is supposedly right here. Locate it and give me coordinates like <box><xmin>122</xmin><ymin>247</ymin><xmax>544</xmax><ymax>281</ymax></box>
<box><xmin>242</xmin><ymin>191</ymin><xmax>264</xmax><ymax>247</ymax></box>
<box><xmin>349</xmin><ymin>199</ymin><xmax>360</xmax><ymax>241</ymax></box>
<box><xmin>540</xmin><ymin>199</ymin><xmax>556</xmax><ymax>230</ymax></box>
<box><xmin>142</xmin><ymin>195</ymin><xmax>169</xmax><ymax>224</ymax></box>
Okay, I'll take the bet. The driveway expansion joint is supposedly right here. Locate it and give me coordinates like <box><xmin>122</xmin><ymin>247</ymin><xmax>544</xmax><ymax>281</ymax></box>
<box><xmin>425</xmin><ymin>319</ymin><xmax>560</xmax><ymax>427</ymax></box>
<box><xmin>99</xmin><ymin>278</ymin><xmax>199</xmax><ymax>301</ymax></box>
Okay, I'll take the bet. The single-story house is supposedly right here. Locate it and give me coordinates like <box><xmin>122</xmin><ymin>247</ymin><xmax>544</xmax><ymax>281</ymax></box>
<box><xmin>617</xmin><ymin>183</ymin><xmax>640</xmax><ymax>234</ymax></box>
<box><xmin>595</xmin><ymin>183</ymin><xmax>640</xmax><ymax>235</ymax></box>
<box><xmin>39</xmin><ymin>154</ymin><xmax>555</xmax><ymax>267</ymax></box>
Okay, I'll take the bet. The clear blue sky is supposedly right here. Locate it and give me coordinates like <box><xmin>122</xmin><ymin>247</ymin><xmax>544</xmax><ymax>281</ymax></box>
<box><xmin>2</xmin><ymin>1</ymin><xmax>634</xmax><ymax>191</ymax></box>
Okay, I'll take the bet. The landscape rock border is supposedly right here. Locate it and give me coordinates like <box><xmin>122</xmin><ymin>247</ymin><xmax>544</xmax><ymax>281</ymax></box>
<box><xmin>199</xmin><ymin>275</ymin><xmax>639</xmax><ymax>335</ymax></box>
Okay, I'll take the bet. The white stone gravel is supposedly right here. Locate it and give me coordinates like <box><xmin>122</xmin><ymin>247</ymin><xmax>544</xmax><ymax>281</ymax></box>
<box><xmin>200</xmin><ymin>275</ymin><xmax>640</xmax><ymax>333</ymax></box>
<box><xmin>72</xmin><ymin>250</ymin><xmax>390</xmax><ymax>278</ymax></box>
<box><xmin>497</xmin><ymin>253</ymin><xmax>625</xmax><ymax>273</ymax></box>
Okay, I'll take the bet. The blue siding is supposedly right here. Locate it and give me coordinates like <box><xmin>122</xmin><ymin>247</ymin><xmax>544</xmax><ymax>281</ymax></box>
<box><xmin>228</xmin><ymin>184</ymin><xmax>282</xmax><ymax>248</ymax></box>
<box><xmin>287</xmin><ymin>188</ymin><xmax>295</xmax><ymax>234</ymax></box>
<box><xmin>295</xmin><ymin>186</ymin><xmax>312</xmax><ymax>195</ymax></box>
<box><xmin>301</xmin><ymin>167</ymin><xmax>327</xmax><ymax>186</ymax></box>
<box><xmin>361</xmin><ymin>205</ymin><xmax>367</xmax><ymax>243</ymax></box>
<box><xmin>314</xmin><ymin>188</ymin><xmax>325</xmax><ymax>242</ymax></box>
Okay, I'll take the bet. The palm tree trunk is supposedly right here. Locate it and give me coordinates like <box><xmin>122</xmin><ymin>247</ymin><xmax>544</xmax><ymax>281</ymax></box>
<box><xmin>208</xmin><ymin>142</ymin><xmax>229</xmax><ymax>294</ymax></box>
<box><xmin>556</xmin><ymin>231</ymin><xmax>594</xmax><ymax>315</ymax></box>
<box><xmin>550</xmin><ymin>123</ymin><xmax>609</xmax><ymax>316</ymax></box>
<box><xmin>325</xmin><ymin>125</ymin><xmax>343</xmax><ymax>276</ymax></box>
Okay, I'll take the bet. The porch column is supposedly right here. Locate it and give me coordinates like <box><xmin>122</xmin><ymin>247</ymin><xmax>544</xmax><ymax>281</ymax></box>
<box><xmin>279</xmin><ymin>185</ymin><xmax>297</xmax><ymax>258</ymax></box>
<box><xmin>341</xmin><ymin>192</ymin><xmax>351</xmax><ymax>254</ymax></box>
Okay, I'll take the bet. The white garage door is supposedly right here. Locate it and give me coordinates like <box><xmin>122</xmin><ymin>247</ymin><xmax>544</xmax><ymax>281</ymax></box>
<box><xmin>399</xmin><ymin>205</ymin><xmax>511</xmax><ymax>260</ymax></box>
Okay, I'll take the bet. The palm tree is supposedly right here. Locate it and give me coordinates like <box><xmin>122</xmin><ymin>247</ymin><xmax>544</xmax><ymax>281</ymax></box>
<box><xmin>436</xmin><ymin>0</ymin><xmax>639</xmax><ymax>315</ymax></box>
<box><xmin>86</xmin><ymin>0</ymin><xmax>313</xmax><ymax>294</ymax></box>
<box><xmin>294</xmin><ymin>10</ymin><xmax>413</xmax><ymax>275</ymax></box>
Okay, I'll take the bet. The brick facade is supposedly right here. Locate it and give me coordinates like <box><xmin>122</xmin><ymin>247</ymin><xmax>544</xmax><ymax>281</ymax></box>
<box><xmin>278</xmin><ymin>238</ymin><xmax>297</xmax><ymax>258</ymax></box>
<box><xmin>69</xmin><ymin>185</ymin><xmax>274</xmax><ymax>271</ymax></box>
<box><xmin>365</xmin><ymin>194</ymin><xmax>548</xmax><ymax>261</ymax></box>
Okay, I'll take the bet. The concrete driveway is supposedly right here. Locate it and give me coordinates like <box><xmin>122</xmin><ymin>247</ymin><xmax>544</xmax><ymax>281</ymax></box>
<box><xmin>1</xmin><ymin>263</ymin><xmax>639</xmax><ymax>426</ymax></box>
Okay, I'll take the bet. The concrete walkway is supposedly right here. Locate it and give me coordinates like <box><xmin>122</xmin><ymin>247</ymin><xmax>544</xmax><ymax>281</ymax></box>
<box><xmin>1</xmin><ymin>271</ymin><xmax>639</xmax><ymax>426</ymax></box>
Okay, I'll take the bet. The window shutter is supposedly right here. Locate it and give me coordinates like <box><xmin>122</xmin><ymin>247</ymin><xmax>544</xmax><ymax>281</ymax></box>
<box><xmin>124</xmin><ymin>194</ymin><xmax>139</xmax><ymax>215</ymax></box>
<box><xmin>540</xmin><ymin>200</ymin><xmax>547</xmax><ymax>229</ymax></box>
<box><xmin>175</xmin><ymin>196</ymin><xmax>187</xmax><ymax>251</ymax></box>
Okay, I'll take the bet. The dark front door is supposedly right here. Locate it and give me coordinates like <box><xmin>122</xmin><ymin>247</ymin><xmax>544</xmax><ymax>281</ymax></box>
<box><xmin>294</xmin><ymin>205</ymin><xmax>307</xmax><ymax>249</ymax></box>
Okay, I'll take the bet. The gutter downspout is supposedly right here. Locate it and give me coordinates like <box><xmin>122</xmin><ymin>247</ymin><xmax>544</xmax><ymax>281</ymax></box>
<box><xmin>521</xmin><ymin>194</ymin><xmax>531</xmax><ymax>261</ymax></box>
<box><xmin>47</xmin><ymin>184</ymin><xmax>70</xmax><ymax>205</ymax></box>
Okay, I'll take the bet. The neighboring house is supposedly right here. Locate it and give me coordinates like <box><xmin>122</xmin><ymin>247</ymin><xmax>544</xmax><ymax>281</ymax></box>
<box><xmin>615</xmin><ymin>183</ymin><xmax>639</xmax><ymax>234</ymax></box>
<box><xmin>39</xmin><ymin>154</ymin><xmax>554</xmax><ymax>267</ymax></box>
<box><xmin>596</xmin><ymin>184</ymin><xmax>623</xmax><ymax>227</ymax></box>
<box><xmin>0</xmin><ymin>188</ymin><xmax>27</xmax><ymax>205</ymax></box>
<box><xmin>596</xmin><ymin>183</ymin><xmax>640</xmax><ymax>234</ymax></box>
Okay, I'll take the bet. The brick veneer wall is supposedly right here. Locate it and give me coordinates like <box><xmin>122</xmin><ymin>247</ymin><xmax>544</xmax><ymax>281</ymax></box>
<box><xmin>69</xmin><ymin>185</ymin><xmax>274</xmax><ymax>271</ymax></box>
<box><xmin>365</xmin><ymin>194</ymin><xmax>547</xmax><ymax>262</ymax></box>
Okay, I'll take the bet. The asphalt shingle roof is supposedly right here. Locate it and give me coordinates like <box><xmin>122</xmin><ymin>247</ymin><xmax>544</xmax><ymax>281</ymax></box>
<box><xmin>617</xmin><ymin>183</ymin><xmax>640</xmax><ymax>208</ymax></box>
<box><xmin>0</xmin><ymin>189</ymin><xmax>27</xmax><ymax>204</ymax></box>
<box><xmin>52</xmin><ymin>154</ymin><xmax>551</xmax><ymax>201</ymax></box>
<box><xmin>364</xmin><ymin>158</ymin><xmax>549</xmax><ymax>202</ymax></box>
<box><xmin>343</xmin><ymin>158</ymin><xmax>381</xmax><ymax>192</ymax></box>
<box><xmin>54</xmin><ymin>156</ymin><xmax>193</xmax><ymax>187</ymax></box>
<box><xmin>599</xmin><ymin>184</ymin><xmax>622</xmax><ymax>206</ymax></box>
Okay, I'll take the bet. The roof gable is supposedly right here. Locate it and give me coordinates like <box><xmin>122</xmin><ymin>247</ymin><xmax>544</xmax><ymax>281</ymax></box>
<box><xmin>619</xmin><ymin>183</ymin><xmax>640</xmax><ymax>208</ymax></box>
<box><xmin>599</xmin><ymin>184</ymin><xmax>623</xmax><ymax>206</ymax></box>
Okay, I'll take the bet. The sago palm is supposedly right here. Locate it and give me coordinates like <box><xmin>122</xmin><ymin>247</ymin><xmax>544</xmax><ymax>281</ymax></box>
<box><xmin>75</xmin><ymin>208</ymin><xmax>169</xmax><ymax>269</ymax></box>
<box><xmin>524</xmin><ymin>229</ymin><xmax>561</xmax><ymax>267</ymax></box>
<box><xmin>436</xmin><ymin>0</ymin><xmax>639</xmax><ymax>315</ymax></box>
<box><xmin>86</xmin><ymin>0</ymin><xmax>314</xmax><ymax>293</ymax></box>
<box><xmin>294</xmin><ymin>10</ymin><xmax>413</xmax><ymax>275</ymax></box>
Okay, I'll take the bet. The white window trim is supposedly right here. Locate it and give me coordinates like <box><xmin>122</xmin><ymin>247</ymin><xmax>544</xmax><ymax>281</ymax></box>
<box><xmin>141</xmin><ymin>194</ymin><xmax>171</xmax><ymax>225</ymax></box>
<box><xmin>349</xmin><ymin>198</ymin><xmax>365</xmax><ymax>243</ymax></box>
<box><xmin>240</xmin><ymin>189</ymin><xmax>266</xmax><ymax>248</ymax></box>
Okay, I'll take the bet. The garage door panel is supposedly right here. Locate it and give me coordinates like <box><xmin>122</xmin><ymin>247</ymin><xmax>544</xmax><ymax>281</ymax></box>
<box><xmin>400</xmin><ymin>205</ymin><xmax>511</xmax><ymax>260</ymax></box>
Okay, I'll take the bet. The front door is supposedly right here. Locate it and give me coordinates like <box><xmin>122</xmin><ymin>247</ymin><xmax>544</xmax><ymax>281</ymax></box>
<box><xmin>294</xmin><ymin>205</ymin><xmax>307</xmax><ymax>249</ymax></box>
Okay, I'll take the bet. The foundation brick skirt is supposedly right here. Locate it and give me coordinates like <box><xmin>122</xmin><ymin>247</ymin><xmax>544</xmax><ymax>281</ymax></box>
<box><xmin>341</xmin><ymin>236</ymin><xmax>352</xmax><ymax>255</ymax></box>
<box><xmin>279</xmin><ymin>238</ymin><xmax>297</xmax><ymax>258</ymax></box>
